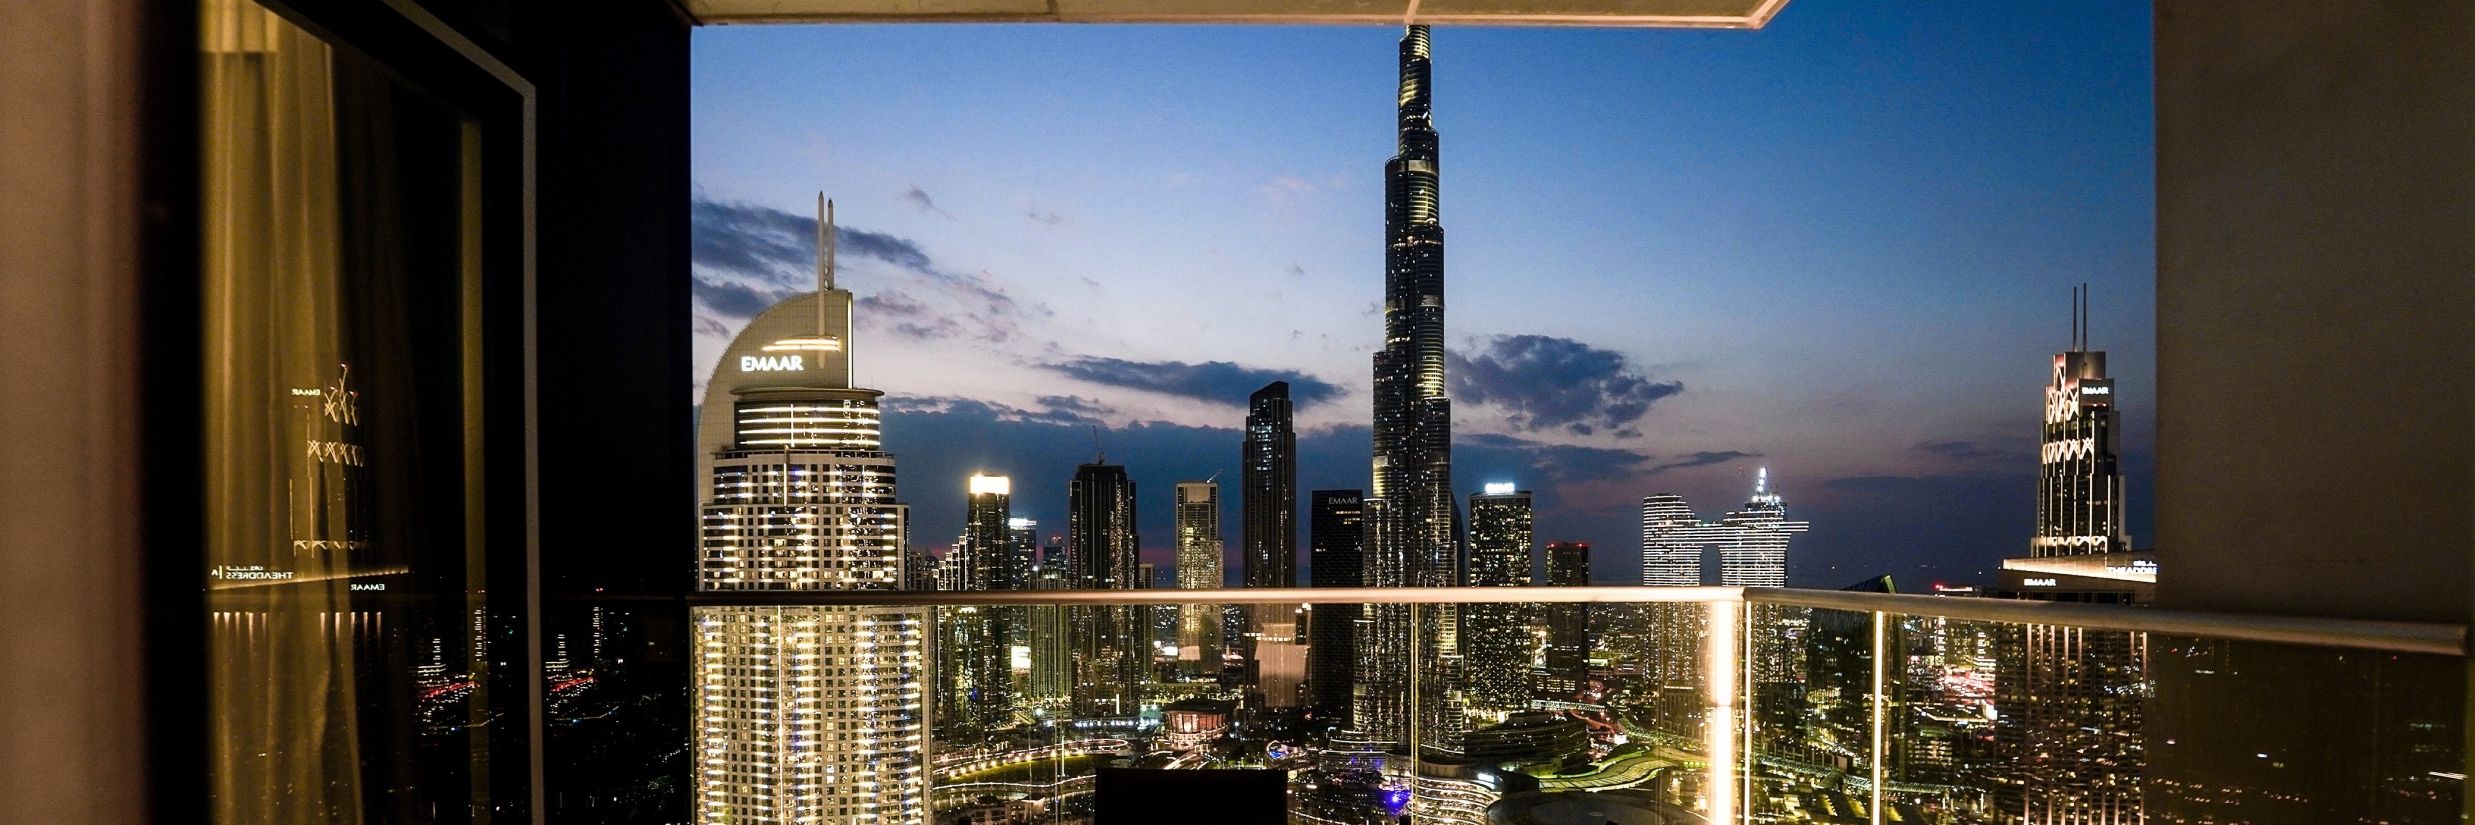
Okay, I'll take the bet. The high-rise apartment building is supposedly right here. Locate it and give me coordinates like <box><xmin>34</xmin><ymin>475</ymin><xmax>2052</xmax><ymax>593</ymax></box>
<box><xmin>1463</xmin><ymin>484</ymin><xmax>1535</xmax><ymax>718</ymax></box>
<box><xmin>1713</xmin><ymin>469</ymin><xmax>1808</xmax><ymax>587</ymax></box>
<box><xmin>1174</xmin><ymin>480</ymin><xmax>1223</xmax><ymax>678</ymax></box>
<box><xmin>1539</xmin><ymin>542</ymin><xmax>1590</xmax><ymax>697</ymax></box>
<box><xmin>1068</xmin><ymin>461</ymin><xmax>1145</xmax><ymax>717</ymax></box>
<box><xmin>1242</xmin><ymin>382</ymin><xmax>1299</xmax><ymax>589</ymax></box>
<box><xmin>691</xmin><ymin>200</ymin><xmax>927</xmax><ymax>825</ymax></box>
<box><xmin>1637</xmin><ymin>469</ymin><xmax>1809</xmax><ymax>588</ymax></box>
<box><xmin>1639</xmin><ymin>494</ymin><xmax>1705</xmax><ymax>587</ymax></box>
<box><xmin>1307</xmin><ymin>490</ymin><xmax>1365</xmax><ymax>727</ymax></box>
<box><xmin>939</xmin><ymin>474</ymin><xmax>1013</xmax><ymax>742</ymax></box>
<box><xmin>1360</xmin><ymin>23</ymin><xmax>1461</xmax><ymax>756</ymax></box>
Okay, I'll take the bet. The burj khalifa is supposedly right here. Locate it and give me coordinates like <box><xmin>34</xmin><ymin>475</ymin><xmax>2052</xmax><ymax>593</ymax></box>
<box><xmin>1354</xmin><ymin>24</ymin><xmax>1464</xmax><ymax>756</ymax></box>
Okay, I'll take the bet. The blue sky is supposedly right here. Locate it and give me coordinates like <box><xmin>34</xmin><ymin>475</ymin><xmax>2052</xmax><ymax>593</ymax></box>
<box><xmin>689</xmin><ymin>0</ymin><xmax>2156</xmax><ymax>587</ymax></box>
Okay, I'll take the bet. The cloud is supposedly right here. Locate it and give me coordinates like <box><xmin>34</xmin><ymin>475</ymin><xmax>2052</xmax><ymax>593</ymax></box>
<box><xmin>901</xmin><ymin>185</ymin><xmax>954</xmax><ymax>219</ymax></box>
<box><xmin>692</xmin><ymin>275</ymin><xmax>792</xmax><ymax>320</ymax></box>
<box><xmin>856</xmin><ymin>289</ymin><xmax>967</xmax><ymax>340</ymax></box>
<box><xmin>1260</xmin><ymin>175</ymin><xmax>1316</xmax><ymax>201</ymax></box>
<box><xmin>1457</xmin><ymin>432</ymin><xmax>1651</xmax><ymax>485</ymax></box>
<box><xmin>1037</xmin><ymin>395</ymin><xmax>1114</xmax><ymax>417</ymax></box>
<box><xmin>1448</xmin><ymin>335</ymin><xmax>1684</xmax><ymax>436</ymax></box>
<box><xmin>1045</xmin><ymin>356</ymin><xmax>1343</xmax><ymax>409</ymax></box>
<box><xmin>885</xmin><ymin>395</ymin><xmax>1108</xmax><ymax>427</ymax></box>
<box><xmin>692</xmin><ymin>196</ymin><xmax>1030</xmax><ymax>339</ymax></box>
<box><xmin>1647</xmin><ymin>450</ymin><xmax>1760</xmax><ymax>476</ymax></box>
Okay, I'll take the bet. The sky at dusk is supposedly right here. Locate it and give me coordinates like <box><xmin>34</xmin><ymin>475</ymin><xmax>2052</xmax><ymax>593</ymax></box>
<box><xmin>688</xmin><ymin>0</ymin><xmax>2156</xmax><ymax>587</ymax></box>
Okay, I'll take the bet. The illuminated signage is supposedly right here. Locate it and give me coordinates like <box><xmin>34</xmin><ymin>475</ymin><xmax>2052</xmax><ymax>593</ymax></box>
<box><xmin>1483</xmin><ymin>482</ymin><xmax>1516</xmax><ymax>496</ymax></box>
<box><xmin>739</xmin><ymin>355</ymin><xmax>805</xmax><ymax>372</ymax></box>
<box><xmin>2106</xmin><ymin>561</ymin><xmax>2159</xmax><ymax>576</ymax></box>
<box><xmin>2077</xmin><ymin>379</ymin><xmax>2115</xmax><ymax>410</ymax></box>
<box><xmin>2022</xmin><ymin>577</ymin><xmax>2058</xmax><ymax>587</ymax></box>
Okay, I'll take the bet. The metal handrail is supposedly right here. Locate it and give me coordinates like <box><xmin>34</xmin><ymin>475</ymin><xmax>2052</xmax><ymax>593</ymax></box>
<box><xmin>685</xmin><ymin>585</ymin><xmax>1743</xmax><ymax>606</ymax></box>
<box><xmin>680</xmin><ymin>584</ymin><xmax>2468</xmax><ymax>657</ymax></box>
<box><xmin>1746</xmin><ymin>588</ymin><xmax>2467</xmax><ymax>657</ymax></box>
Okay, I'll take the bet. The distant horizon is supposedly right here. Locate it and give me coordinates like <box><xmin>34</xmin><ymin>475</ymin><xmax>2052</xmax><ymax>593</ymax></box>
<box><xmin>689</xmin><ymin>0</ymin><xmax>2156</xmax><ymax>587</ymax></box>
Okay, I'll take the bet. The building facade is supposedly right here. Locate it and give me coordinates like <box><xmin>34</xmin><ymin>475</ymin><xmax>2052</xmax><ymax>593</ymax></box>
<box><xmin>1242</xmin><ymin>381</ymin><xmax>1298</xmax><ymax>589</ymax></box>
<box><xmin>1069</xmin><ymin>461</ymin><xmax>1146</xmax><ymax>717</ymax></box>
<box><xmin>939</xmin><ymin>474</ymin><xmax>1013</xmax><ymax>742</ymax></box>
<box><xmin>1307</xmin><ymin>490</ymin><xmax>1365</xmax><ymax>727</ymax></box>
<box><xmin>1462</xmin><ymin>484</ymin><xmax>1535</xmax><ymax>719</ymax></box>
<box><xmin>1174</xmin><ymin>480</ymin><xmax>1223</xmax><ymax>678</ymax></box>
<box><xmin>1539</xmin><ymin>542</ymin><xmax>1590</xmax><ymax>697</ymax></box>
<box><xmin>1996</xmin><ymin>290</ymin><xmax>2148</xmax><ymax>824</ymax></box>
<box><xmin>1360</xmin><ymin>24</ymin><xmax>1462</xmax><ymax>756</ymax></box>
<box><xmin>691</xmin><ymin>201</ymin><xmax>928</xmax><ymax>825</ymax></box>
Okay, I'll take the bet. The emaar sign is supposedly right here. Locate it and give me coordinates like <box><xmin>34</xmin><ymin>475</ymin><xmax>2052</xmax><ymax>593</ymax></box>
<box><xmin>740</xmin><ymin>355</ymin><xmax>805</xmax><ymax>372</ymax></box>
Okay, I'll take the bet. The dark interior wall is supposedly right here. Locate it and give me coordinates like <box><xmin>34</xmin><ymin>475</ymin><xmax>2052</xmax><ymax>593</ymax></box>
<box><xmin>2154</xmin><ymin>1</ymin><xmax>2475</xmax><ymax>624</ymax></box>
<box><xmin>521</xmin><ymin>1</ymin><xmax>696</xmax><ymax>598</ymax></box>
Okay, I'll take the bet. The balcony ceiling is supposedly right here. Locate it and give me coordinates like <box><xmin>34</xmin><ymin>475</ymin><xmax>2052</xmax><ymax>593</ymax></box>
<box><xmin>684</xmin><ymin>0</ymin><xmax>1789</xmax><ymax>28</ymax></box>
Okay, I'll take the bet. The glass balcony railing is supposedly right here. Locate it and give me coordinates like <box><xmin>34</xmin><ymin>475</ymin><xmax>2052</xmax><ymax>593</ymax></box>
<box><xmin>668</xmin><ymin>587</ymin><xmax>2466</xmax><ymax>825</ymax></box>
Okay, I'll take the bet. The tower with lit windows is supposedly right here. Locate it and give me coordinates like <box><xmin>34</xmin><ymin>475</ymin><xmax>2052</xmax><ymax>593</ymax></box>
<box><xmin>1174</xmin><ymin>480</ymin><xmax>1224</xmax><ymax>678</ymax></box>
<box><xmin>691</xmin><ymin>198</ymin><xmax>927</xmax><ymax>825</ymax></box>
<box><xmin>938</xmin><ymin>474</ymin><xmax>1013</xmax><ymax>742</ymax></box>
<box><xmin>1360</xmin><ymin>23</ymin><xmax>1461</xmax><ymax>757</ymax></box>
<box><xmin>1463</xmin><ymin>484</ymin><xmax>1535</xmax><ymax>719</ymax></box>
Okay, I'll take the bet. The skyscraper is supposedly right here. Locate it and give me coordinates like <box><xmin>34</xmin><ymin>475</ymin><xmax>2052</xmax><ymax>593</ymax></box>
<box><xmin>938</xmin><ymin>474</ymin><xmax>1013</xmax><ymax>741</ymax></box>
<box><xmin>1539</xmin><ymin>542</ymin><xmax>1589</xmax><ymax>698</ymax></box>
<box><xmin>1996</xmin><ymin>286</ymin><xmax>2147</xmax><ymax>824</ymax></box>
<box><xmin>1360</xmin><ymin>23</ymin><xmax>1459</xmax><ymax>755</ymax></box>
<box><xmin>1463</xmin><ymin>484</ymin><xmax>1535</xmax><ymax>719</ymax></box>
<box><xmin>692</xmin><ymin>199</ymin><xmax>927</xmax><ymax>825</ymax></box>
<box><xmin>1174</xmin><ymin>480</ymin><xmax>1223</xmax><ymax>678</ymax></box>
<box><xmin>1638</xmin><ymin>494</ymin><xmax>1704</xmax><ymax>587</ymax></box>
<box><xmin>1713</xmin><ymin>468</ymin><xmax>1808</xmax><ymax>587</ymax></box>
<box><xmin>1068</xmin><ymin>461</ymin><xmax>1145</xmax><ymax>717</ymax></box>
<box><xmin>1307</xmin><ymin>490</ymin><xmax>1365</xmax><ymax>727</ymax></box>
<box><xmin>1242</xmin><ymin>381</ymin><xmax>1298</xmax><ymax>589</ymax></box>
<box><xmin>1637</xmin><ymin>469</ymin><xmax>1809</xmax><ymax>588</ymax></box>
<box><xmin>2036</xmin><ymin>285</ymin><xmax>2132</xmax><ymax>558</ymax></box>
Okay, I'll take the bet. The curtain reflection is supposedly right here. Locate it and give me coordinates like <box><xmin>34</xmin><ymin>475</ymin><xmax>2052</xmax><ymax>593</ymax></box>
<box><xmin>202</xmin><ymin>2</ymin><xmax>364</xmax><ymax>823</ymax></box>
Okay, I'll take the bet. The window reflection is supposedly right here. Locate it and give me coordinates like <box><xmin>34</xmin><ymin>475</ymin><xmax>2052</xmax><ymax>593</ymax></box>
<box><xmin>202</xmin><ymin>1</ymin><xmax>496</xmax><ymax>820</ymax></box>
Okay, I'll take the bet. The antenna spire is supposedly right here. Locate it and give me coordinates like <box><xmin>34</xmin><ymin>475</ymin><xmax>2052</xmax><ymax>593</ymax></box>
<box><xmin>2080</xmin><ymin>282</ymin><xmax>2090</xmax><ymax>350</ymax></box>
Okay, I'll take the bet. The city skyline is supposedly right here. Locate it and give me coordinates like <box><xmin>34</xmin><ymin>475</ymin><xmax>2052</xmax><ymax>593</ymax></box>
<box><xmin>689</xmin><ymin>0</ymin><xmax>2156</xmax><ymax>587</ymax></box>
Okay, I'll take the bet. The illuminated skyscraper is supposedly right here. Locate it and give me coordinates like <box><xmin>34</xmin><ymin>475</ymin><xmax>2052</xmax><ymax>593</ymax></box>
<box><xmin>1637</xmin><ymin>470</ymin><xmax>1808</xmax><ymax>589</ymax></box>
<box><xmin>692</xmin><ymin>198</ymin><xmax>927</xmax><ymax>825</ymax></box>
<box><xmin>1068</xmin><ymin>461</ymin><xmax>1145</xmax><ymax>717</ymax></box>
<box><xmin>1463</xmin><ymin>484</ymin><xmax>1535</xmax><ymax>719</ymax></box>
<box><xmin>1360</xmin><ymin>23</ymin><xmax>1460</xmax><ymax>756</ymax></box>
<box><xmin>1307</xmin><ymin>490</ymin><xmax>1364</xmax><ymax>726</ymax></box>
<box><xmin>1538</xmin><ymin>542</ymin><xmax>1589</xmax><ymax>697</ymax></box>
<box><xmin>2036</xmin><ymin>285</ymin><xmax>2131</xmax><ymax>558</ymax></box>
<box><xmin>938</xmin><ymin>474</ymin><xmax>1012</xmax><ymax>741</ymax></box>
<box><xmin>1638</xmin><ymin>494</ymin><xmax>1705</xmax><ymax>587</ymax></box>
<box><xmin>1713</xmin><ymin>468</ymin><xmax>1808</xmax><ymax>587</ymax></box>
<box><xmin>1242</xmin><ymin>382</ymin><xmax>1298</xmax><ymax>589</ymax></box>
<box><xmin>1997</xmin><ymin>286</ymin><xmax>2146</xmax><ymax>824</ymax></box>
<box><xmin>1174</xmin><ymin>480</ymin><xmax>1223</xmax><ymax>678</ymax></box>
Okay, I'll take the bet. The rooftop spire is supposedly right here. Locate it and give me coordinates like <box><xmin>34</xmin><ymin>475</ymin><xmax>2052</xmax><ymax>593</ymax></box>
<box><xmin>816</xmin><ymin>193</ymin><xmax>837</xmax><ymax>336</ymax></box>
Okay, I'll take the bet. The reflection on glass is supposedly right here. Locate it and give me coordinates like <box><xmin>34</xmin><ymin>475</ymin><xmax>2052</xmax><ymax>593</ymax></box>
<box><xmin>203</xmin><ymin>0</ymin><xmax>492</xmax><ymax>820</ymax></box>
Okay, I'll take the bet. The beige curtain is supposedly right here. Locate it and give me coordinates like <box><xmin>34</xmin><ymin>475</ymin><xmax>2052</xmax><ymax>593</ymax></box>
<box><xmin>201</xmin><ymin>1</ymin><xmax>366</xmax><ymax>822</ymax></box>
